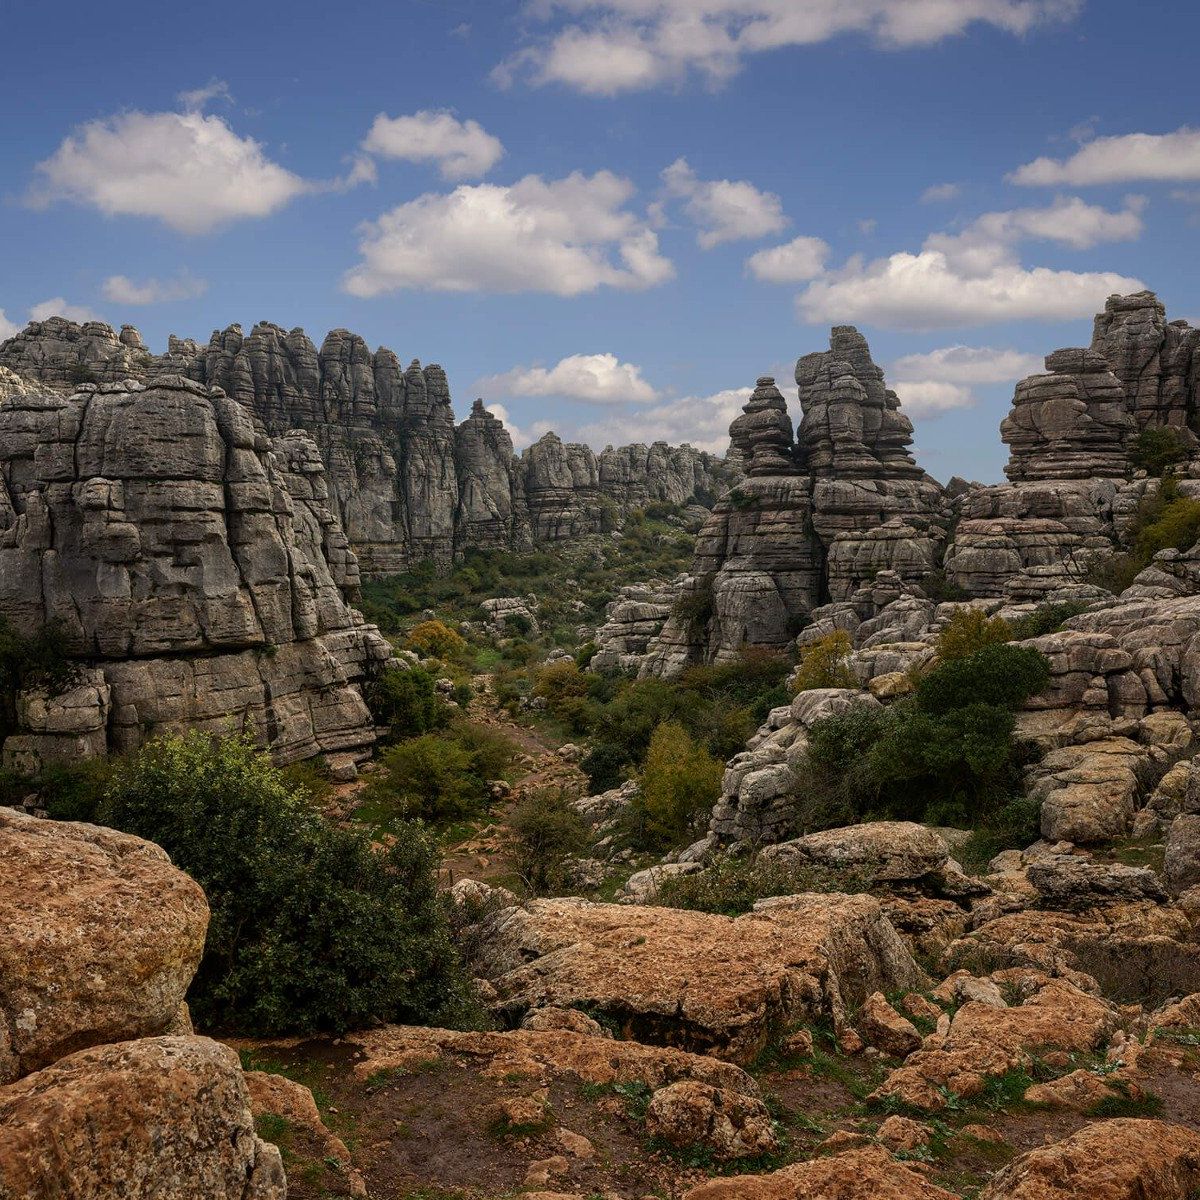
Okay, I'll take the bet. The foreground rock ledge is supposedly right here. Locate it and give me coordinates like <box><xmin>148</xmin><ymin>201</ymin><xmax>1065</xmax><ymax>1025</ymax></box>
<box><xmin>0</xmin><ymin>1035</ymin><xmax>285</xmax><ymax>1199</ymax></box>
<box><xmin>470</xmin><ymin>893</ymin><xmax>925</xmax><ymax>1062</ymax></box>
<box><xmin>0</xmin><ymin>808</ymin><xmax>208</xmax><ymax>1083</ymax></box>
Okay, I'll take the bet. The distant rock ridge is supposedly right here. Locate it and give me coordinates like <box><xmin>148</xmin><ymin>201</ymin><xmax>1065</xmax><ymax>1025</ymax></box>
<box><xmin>0</xmin><ymin>316</ymin><xmax>736</xmax><ymax>576</ymax></box>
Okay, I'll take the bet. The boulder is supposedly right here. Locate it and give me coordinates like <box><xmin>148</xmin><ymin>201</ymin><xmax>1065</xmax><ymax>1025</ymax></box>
<box><xmin>979</xmin><ymin>1118</ymin><xmax>1200</xmax><ymax>1200</ymax></box>
<box><xmin>467</xmin><ymin>895</ymin><xmax>925</xmax><ymax>1062</ymax></box>
<box><xmin>1027</xmin><ymin>854</ymin><xmax>1167</xmax><ymax>911</ymax></box>
<box><xmin>1165</xmin><ymin>814</ymin><xmax>1200</xmax><ymax>895</ymax></box>
<box><xmin>0</xmin><ymin>809</ymin><xmax>208</xmax><ymax>1083</ymax></box>
<box><xmin>763</xmin><ymin>821</ymin><xmax>949</xmax><ymax>886</ymax></box>
<box><xmin>644</xmin><ymin>1080</ymin><xmax>779</xmax><ymax>1160</ymax></box>
<box><xmin>0</xmin><ymin>1035</ymin><xmax>285</xmax><ymax>1199</ymax></box>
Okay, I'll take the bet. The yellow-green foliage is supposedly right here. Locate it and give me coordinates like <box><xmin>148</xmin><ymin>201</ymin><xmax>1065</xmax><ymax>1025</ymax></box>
<box><xmin>635</xmin><ymin>720</ymin><xmax>724</xmax><ymax>848</ymax></box>
<box><xmin>791</xmin><ymin>630</ymin><xmax>856</xmax><ymax>692</ymax></box>
<box><xmin>405</xmin><ymin>619</ymin><xmax>467</xmax><ymax>661</ymax></box>
<box><xmin>935</xmin><ymin>608</ymin><xmax>1011</xmax><ymax>662</ymax></box>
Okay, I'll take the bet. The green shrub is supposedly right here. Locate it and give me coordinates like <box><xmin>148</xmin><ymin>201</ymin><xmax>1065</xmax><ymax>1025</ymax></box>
<box><xmin>99</xmin><ymin>732</ymin><xmax>474</xmax><ymax>1035</ymax></box>
<box><xmin>1130</xmin><ymin>426</ymin><xmax>1190</xmax><ymax>476</ymax></box>
<box><xmin>4</xmin><ymin>758</ymin><xmax>114</xmax><ymax>823</ymax></box>
<box><xmin>581</xmin><ymin>740</ymin><xmax>631</xmax><ymax>793</ymax></box>
<box><xmin>509</xmin><ymin>787</ymin><xmax>588</xmax><ymax>895</ymax></box>
<box><xmin>631</xmin><ymin>721</ymin><xmax>724</xmax><ymax>849</ymax></box>
<box><xmin>1007</xmin><ymin>601</ymin><xmax>1090</xmax><ymax>640</ymax></box>
<box><xmin>405</xmin><ymin>619</ymin><xmax>468</xmax><ymax>661</ymax></box>
<box><xmin>0</xmin><ymin>617</ymin><xmax>78</xmax><ymax>736</ymax></box>
<box><xmin>364</xmin><ymin>666</ymin><xmax>448</xmax><ymax>738</ymax></box>
<box><xmin>278</xmin><ymin>757</ymin><xmax>335</xmax><ymax>807</ymax></box>
<box><xmin>672</xmin><ymin>582</ymin><xmax>715</xmax><ymax>639</ymax></box>
<box><xmin>364</xmin><ymin>722</ymin><xmax>517</xmax><ymax>824</ymax></box>
<box><xmin>791</xmin><ymin>630</ymin><xmax>856</xmax><ymax>691</ymax></box>
<box><xmin>922</xmin><ymin>570</ymin><xmax>971</xmax><ymax>602</ymax></box>
<box><xmin>935</xmin><ymin>608</ymin><xmax>1011</xmax><ymax>662</ymax></box>
<box><xmin>915</xmin><ymin>643</ymin><xmax>1051</xmax><ymax>716</ymax></box>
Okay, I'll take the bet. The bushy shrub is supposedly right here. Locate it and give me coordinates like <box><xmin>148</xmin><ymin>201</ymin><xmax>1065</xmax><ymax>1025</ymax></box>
<box><xmin>581</xmin><ymin>740</ymin><xmax>630</xmax><ymax>793</ymax></box>
<box><xmin>99</xmin><ymin>732</ymin><xmax>474</xmax><ymax>1035</ymax></box>
<box><xmin>364</xmin><ymin>722</ymin><xmax>517</xmax><ymax>824</ymax></box>
<box><xmin>0</xmin><ymin>617</ymin><xmax>78</xmax><ymax>736</ymax></box>
<box><xmin>935</xmin><ymin>608</ymin><xmax>1011</xmax><ymax>662</ymax></box>
<box><xmin>509</xmin><ymin>787</ymin><xmax>588</xmax><ymax>895</ymax></box>
<box><xmin>1130</xmin><ymin>426</ymin><xmax>1190</xmax><ymax>476</ymax></box>
<box><xmin>791</xmin><ymin>630</ymin><xmax>856</xmax><ymax>692</ymax></box>
<box><xmin>4</xmin><ymin>758</ymin><xmax>113</xmax><ymax>823</ymax></box>
<box><xmin>631</xmin><ymin>720</ymin><xmax>724</xmax><ymax>849</ymax></box>
<box><xmin>1007</xmin><ymin>601</ymin><xmax>1090</xmax><ymax>640</ymax></box>
<box><xmin>672</xmin><ymin>582</ymin><xmax>715</xmax><ymax>638</ymax></box>
<box><xmin>364</xmin><ymin>666</ymin><xmax>447</xmax><ymax>737</ymax></box>
<box><xmin>797</xmin><ymin>643</ymin><xmax>1050</xmax><ymax>831</ymax></box>
<box><xmin>922</xmin><ymin>570</ymin><xmax>971</xmax><ymax>602</ymax></box>
<box><xmin>405</xmin><ymin>619</ymin><xmax>468</xmax><ymax>661</ymax></box>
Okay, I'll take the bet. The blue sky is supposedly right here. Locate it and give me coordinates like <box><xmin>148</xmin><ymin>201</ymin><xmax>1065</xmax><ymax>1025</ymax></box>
<box><xmin>2</xmin><ymin>0</ymin><xmax>1198</xmax><ymax>481</ymax></box>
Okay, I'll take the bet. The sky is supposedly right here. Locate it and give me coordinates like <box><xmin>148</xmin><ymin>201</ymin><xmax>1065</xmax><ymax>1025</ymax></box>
<box><xmin>2</xmin><ymin>0</ymin><xmax>1198</xmax><ymax>482</ymax></box>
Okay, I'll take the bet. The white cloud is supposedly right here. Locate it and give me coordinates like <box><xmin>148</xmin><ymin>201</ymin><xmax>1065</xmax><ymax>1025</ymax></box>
<box><xmin>571</xmin><ymin>386</ymin><xmax>751</xmax><ymax>454</ymax></box>
<box><xmin>746</xmin><ymin>235</ymin><xmax>830</xmax><ymax>282</ymax></box>
<box><xmin>177</xmin><ymin>78</ymin><xmax>233</xmax><ymax>111</ymax></box>
<box><xmin>921</xmin><ymin>182</ymin><xmax>961</xmax><ymax>203</ymax></box>
<box><xmin>891</xmin><ymin>345</ymin><xmax>1044</xmax><ymax>384</ymax></box>
<box><xmin>797</xmin><ymin>251</ymin><xmax>1143</xmax><ymax>331</ymax></box>
<box><xmin>482</xmin><ymin>353</ymin><xmax>658</xmax><ymax>405</ymax></box>
<box><xmin>496</xmin><ymin>1</ymin><xmax>1081</xmax><ymax>94</ymax></box>
<box><xmin>0</xmin><ymin>310</ymin><xmax>20</xmax><ymax>341</ymax></box>
<box><xmin>888</xmin><ymin>345</ymin><xmax>1046</xmax><ymax>420</ymax></box>
<box><xmin>889</xmin><ymin>380</ymin><xmax>976</xmax><ymax>417</ymax></box>
<box><xmin>343</xmin><ymin>171</ymin><xmax>673</xmax><ymax>297</ymax></box>
<box><xmin>1011</xmin><ymin>127</ymin><xmax>1200</xmax><ymax>186</ymax></box>
<box><xmin>662</xmin><ymin>157</ymin><xmax>787</xmax><ymax>248</ymax></box>
<box><xmin>101</xmin><ymin>271</ymin><xmax>208</xmax><ymax>305</ymax></box>
<box><xmin>362</xmin><ymin>110</ymin><xmax>505</xmax><ymax>180</ymax></box>
<box><xmin>29</xmin><ymin>297</ymin><xmax>102</xmax><ymax>324</ymax></box>
<box><xmin>31</xmin><ymin>109</ymin><xmax>313</xmax><ymax>234</ymax></box>
<box><xmin>486</xmin><ymin>402</ymin><xmax>533</xmax><ymax>449</ymax></box>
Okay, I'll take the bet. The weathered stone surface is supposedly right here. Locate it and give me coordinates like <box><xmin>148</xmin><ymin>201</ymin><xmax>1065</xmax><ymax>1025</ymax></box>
<box><xmin>1027</xmin><ymin>854</ymin><xmax>1167</xmax><ymax>910</ymax></box>
<box><xmin>590</xmin><ymin>579</ymin><xmax>677</xmax><ymax>673</ymax></box>
<box><xmin>0</xmin><ymin>1035</ymin><xmax>285</xmax><ymax>1199</ymax></box>
<box><xmin>0</xmin><ymin>809</ymin><xmax>208</xmax><ymax>1084</ymax></box>
<box><xmin>467</xmin><ymin>894</ymin><xmax>924</xmax><ymax>1062</ymax></box>
<box><xmin>1165</xmin><ymin>813</ymin><xmax>1200</xmax><ymax>895</ymax></box>
<box><xmin>0</xmin><ymin>375</ymin><xmax>393</xmax><ymax>764</ymax></box>
<box><xmin>682</xmin><ymin>1145</ymin><xmax>960</xmax><ymax>1199</ymax></box>
<box><xmin>857</xmin><ymin>991</ymin><xmax>923</xmax><ymax>1057</ymax></box>
<box><xmin>644</xmin><ymin>1080</ymin><xmax>779</xmax><ymax>1160</ymax></box>
<box><xmin>764</xmin><ymin>822</ymin><xmax>950</xmax><ymax>886</ymax></box>
<box><xmin>979</xmin><ymin>1118</ymin><xmax>1200</xmax><ymax>1200</ymax></box>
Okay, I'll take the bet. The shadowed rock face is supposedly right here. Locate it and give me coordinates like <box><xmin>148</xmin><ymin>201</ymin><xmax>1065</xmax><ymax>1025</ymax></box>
<box><xmin>0</xmin><ymin>375</ymin><xmax>393</xmax><ymax>768</ymax></box>
<box><xmin>0</xmin><ymin>317</ymin><xmax>735</xmax><ymax>574</ymax></box>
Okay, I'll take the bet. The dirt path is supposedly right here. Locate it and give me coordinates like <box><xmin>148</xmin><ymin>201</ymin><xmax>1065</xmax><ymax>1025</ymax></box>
<box><xmin>438</xmin><ymin>675</ymin><xmax>586</xmax><ymax>889</ymax></box>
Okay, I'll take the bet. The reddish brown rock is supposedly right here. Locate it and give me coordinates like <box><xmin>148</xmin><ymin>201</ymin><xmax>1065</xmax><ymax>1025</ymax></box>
<box><xmin>644</xmin><ymin>1080</ymin><xmax>779</xmax><ymax>1160</ymax></box>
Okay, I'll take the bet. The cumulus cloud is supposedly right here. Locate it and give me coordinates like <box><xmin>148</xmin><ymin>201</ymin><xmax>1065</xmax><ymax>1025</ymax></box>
<box><xmin>362</xmin><ymin>110</ymin><xmax>505</xmax><ymax>180</ymax></box>
<box><xmin>889</xmin><ymin>345</ymin><xmax>1045</xmax><ymax>419</ymax></box>
<box><xmin>891</xmin><ymin>345</ymin><xmax>1044</xmax><ymax>384</ymax></box>
<box><xmin>746</xmin><ymin>235</ymin><xmax>830</xmax><ymax>282</ymax></box>
<box><xmin>571</xmin><ymin>386</ymin><xmax>752</xmax><ymax>454</ymax></box>
<box><xmin>101</xmin><ymin>271</ymin><xmax>208</xmax><ymax>305</ymax></box>
<box><xmin>921</xmin><ymin>182</ymin><xmax>962</xmax><ymax>203</ymax></box>
<box><xmin>662</xmin><ymin>157</ymin><xmax>787</xmax><ymax>248</ymax></box>
<box><xmin>31</xmin><ymin>109</ymin><xmax>313</xmax><ymax>234</ymax></box>
<box><xmin>1011</xmin><ymin>127</ymin><xmax>1200</xmax><ymax>186</ymax></box>
<box><xmin>796</xmin><ymin>198</ymin><xmax>1145</xmax><ymax>331</ymax></box>
<box><xmin>342</xmin><ymin>171</ymin><xmax>673</xmax><ymax>297</ymax></box>
<box><xmin>28</xmin><ymin>297</ymin><xmax>102</xmax><ymax>323</ymax></box>
<box><xmin>481</xmin><ymin>353</ymin><xmax>658</xmax><ymax>404</ymax></box>
<box><xmin>495</xmin><ymin>0</ymin><xmax>1082</xmax><ymax>94</ymax></box>
<box><xmin>0</xmin><ymin>310</ymin><xmax>20</xmax><ymax>341</ymax></box>
<box><xmin>177</xmin><ymin>78</ymin><xmax>233</xmax><ymax>111</ymax></box>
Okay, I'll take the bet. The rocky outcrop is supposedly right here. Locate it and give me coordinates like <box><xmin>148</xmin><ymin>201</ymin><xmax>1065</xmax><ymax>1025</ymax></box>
<box><xmin>0</xmin><ymin>317</ymin><xmax>734</xmax><ymax>575</ymax></box>
<box><xmin>464</xmin><ymin>893</ymin><xmax>925</xmax><ymax>1062</ymax></box>
<box><xmin>0</xmin><ymin>375</ymin><xmax>393</xmax><ymax>767</ymax></box>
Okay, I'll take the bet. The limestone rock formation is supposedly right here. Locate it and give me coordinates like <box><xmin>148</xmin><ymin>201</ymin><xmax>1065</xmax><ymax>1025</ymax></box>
<box><xmin>0</xmin><ymin>1035</ymin><xmax>286</xmax><ymax>1200</ymax></box>
<box><xmin>0</xmin><ymin>808</ymin><xmax>208</xmax><ymax>1084</ymax></box>
<box><xmin>0</xmin><ymin>375</ymin><xmax>393</xmax><ymax>767</ymax></box>
<box><xmin>0</xmin><ymin>316</ymin><xmax>735</xmax><ymax>575</ymax></box>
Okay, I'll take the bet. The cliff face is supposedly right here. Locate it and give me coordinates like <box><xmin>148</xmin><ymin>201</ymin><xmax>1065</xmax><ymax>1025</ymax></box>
<box><xmin>0</xmin><ymin>374</ymin><xmax>392</xmax><ymax>771</ymax></box>
<box><xmin>0</xmin><ymin>317</ymin><xmax>735</xmax><ymax>574</ymax></box>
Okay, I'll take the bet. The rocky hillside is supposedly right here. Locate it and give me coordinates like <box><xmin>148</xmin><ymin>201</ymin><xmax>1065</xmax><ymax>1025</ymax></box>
<box><xmin>0</xmin><ymin>317</ymin><xmax>736</xmax><ymax>574</ymax></box>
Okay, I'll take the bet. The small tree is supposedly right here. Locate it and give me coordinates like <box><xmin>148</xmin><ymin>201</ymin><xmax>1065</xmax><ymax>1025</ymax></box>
<box><xmin>935</xmin><ymin>608</ymin><xmax>1011</xmax><ymax>662</ymax></box>
<box><xmin>100</xmin><ymin>732</ymin><xmax>473</xmax><ymax>1035</ymax></box>
<box><xmin>791</xmin><ymin>630</ymin><xmax>856</xmax><ymax>692</ymax></box>
<box><xmin>364</xmin><ymin>665</ymin><xmax>446</xmax><ymax>737</ymax></box>
<box><xmin>405</xmin><ymin>619</ymin><xmax>467</xmax><ymax>661</ymax></box>
<box><xmin>633</xmin><ymin>720</ymin><xmax>724</xmax><ymax>849</ymax></box>
<box><xmin>510</xmin><ymin>787</ymin><xmax>588</xmax><ymax>895</ymax></box>
<box><xmin>1130</xmin><ymin>427</ymin><xmax>1190</xmax><ymax>476</ymax></box>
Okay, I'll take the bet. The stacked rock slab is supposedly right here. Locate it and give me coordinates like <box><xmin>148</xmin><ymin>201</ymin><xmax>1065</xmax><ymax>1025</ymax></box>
<box><xmin>0</xmin><ymin>317</ymin><xmax>735</xmax><ymax>575</ymax></box>
<box><xmin>639</xmin><ymin>379</ymin><xmax>824</xmax><ymax>675</ymax></box>
<box><xmin>797</xmin><ymin>326</ymin><xmax>948</xmax><ymax>601</ymax></box>
<box><xmin>0</xmin><ymin>375</ymin><xmax>392</xmax><ymax>768</ymax></box>
<box><xmin>945</xmin><ymin>343</ymin><xmax>1144</xmax><ymax>598</ymax></box>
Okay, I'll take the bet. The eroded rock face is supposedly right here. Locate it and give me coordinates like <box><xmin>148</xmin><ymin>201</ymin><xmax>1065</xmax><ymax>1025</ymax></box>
<box><xmin>0</xmin><ymin>1035</ymin><xmax>286</xmax><ymax>1200</ymax></box>
<box><xmin>467</xmin><ymin>894</ymin><xmax>925</xmax><ymax>1062</ymax></box>
<box><xmin>0</xmin><ymin>317</ymin><xmax>735</xmax><ymax>575</ymax></box>
<box><xmin>0</xmin><ymin>375</ymin><xmax>393</xmax><ymax>765</ymax></box>
<box><xmin>0</xmin><ymin>809</ymin><xmax>208</xmax><ymax>1084</ymax></box>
